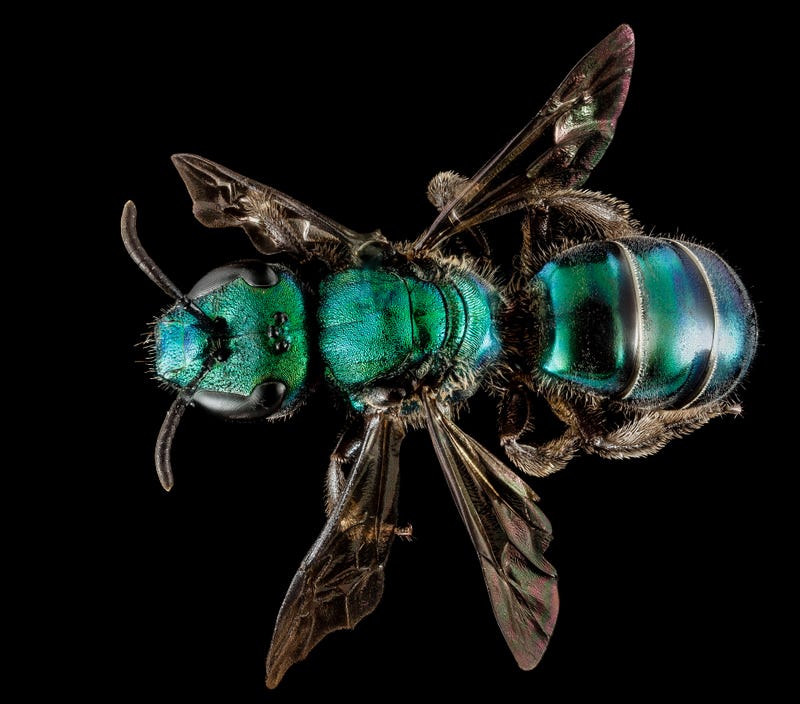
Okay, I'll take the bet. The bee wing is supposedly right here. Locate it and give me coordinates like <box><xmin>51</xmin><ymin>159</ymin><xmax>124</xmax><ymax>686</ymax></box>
<box><xmin>171</xmin><ymin>153</ymin><xmax>381</xmax><ymax>258</ymax></box>
<box><xmin>413</xmin><ymin>24</ymin><xmax>634</xmax><ymax>253</ymax></box>
<box><xmin>265</xmin><ymin>412</ymin><xmax>405</xmax><ymax>688</ymax></box>
<box><xmin>422</xmin><ymin>395</ymin><xmax>559</xmax><ymax>670</ymax></box>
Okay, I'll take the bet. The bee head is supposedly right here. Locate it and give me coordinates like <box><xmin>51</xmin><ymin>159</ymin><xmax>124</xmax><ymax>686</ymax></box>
<box><xmin>153</xmin><ymin>261</ymin><xmax>311</xmax><ymax>421</ymax></box>
<box><xmin>122</xmin><ymin>201</ymin><xmax>312</xmax><ymax>491</ymax></box>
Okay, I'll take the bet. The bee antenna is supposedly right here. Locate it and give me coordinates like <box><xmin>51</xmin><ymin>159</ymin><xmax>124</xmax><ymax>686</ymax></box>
<box><xmin>154</xmin><ymin>358</ymin><xmax>215</xmax><ymax>491</ymax></box>
<box><xmin>155</xmin><ymin>393</ymin><xmax>188</xmax><ymax>491</ymax></box>
<box><xmin>121</xmin><ymin>200</ymin><xmax>211</xmax><ymax>324</ymax></box>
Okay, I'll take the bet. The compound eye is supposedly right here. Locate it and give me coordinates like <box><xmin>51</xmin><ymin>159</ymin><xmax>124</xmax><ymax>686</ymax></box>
<box><xmin>193</xmin><ymin>381</ymin><xmax>287</xmax><ymax>420</ymax></box>
<box><xmin>188</xmin><ymin>260</ymin><xmax>279</xmax><ymax>298</ymax></box>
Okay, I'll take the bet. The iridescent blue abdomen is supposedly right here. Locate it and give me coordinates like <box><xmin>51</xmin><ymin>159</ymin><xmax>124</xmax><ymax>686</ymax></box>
<box><xmin>531</xmin><ymin>237</ymin><xmax>757</xmax><ymax>409</ymax></box>
<box><xmin>319</xmin><ymin>266</ymin><xmax>502</xmax><ymax>408</ymax></box>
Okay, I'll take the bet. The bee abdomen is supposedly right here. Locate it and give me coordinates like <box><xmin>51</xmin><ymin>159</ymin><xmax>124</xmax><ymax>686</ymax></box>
<box><xmin>531</xmin><ymin>237</ymin><xmax>757</xmax><ymax>409</ymax></box>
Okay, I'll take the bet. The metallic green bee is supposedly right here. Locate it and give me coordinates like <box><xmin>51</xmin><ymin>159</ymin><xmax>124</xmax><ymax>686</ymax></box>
<box><xmin>122</xmin><ymin>24</ymin><xmax>757</xmax><ymax>688</ymax></box>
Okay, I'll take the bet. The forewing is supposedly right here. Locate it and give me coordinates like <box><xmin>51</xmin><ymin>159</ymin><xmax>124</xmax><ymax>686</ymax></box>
<box><xmin>171</xmin><ymin>153</ymin><xmax>380</xmax><ymax>258</ymax></box>
<box><xmin>265</xmin><ymin>412</ymin><xmax>405</xmax><ymax>688</ymax></box>
<box><xmin>422</xmin><ymin>396</ymin><xmax>559</xmax><ymax>669</ymax></box>
<box><xmin>414</xmin><ymin>24</ymin><xmax>634</xmax><ymax>253</ymax></box>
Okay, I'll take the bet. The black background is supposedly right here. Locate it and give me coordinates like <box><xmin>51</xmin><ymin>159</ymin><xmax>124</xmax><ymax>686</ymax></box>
<box><xmin>40</xmin><ymin>7</ymin><xmax>785</xmax><ymax>701</ymax></box>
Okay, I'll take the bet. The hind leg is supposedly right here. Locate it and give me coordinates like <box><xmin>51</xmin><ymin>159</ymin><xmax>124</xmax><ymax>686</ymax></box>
<box><xmin>519</xmin><ymin>191</ymin><xmax>638</xmax><ymax>276</ymax></box>
<box><xmin>585</xmin><ymin>401</ymin><xmax>741</xmax><ymax>461</ymax></box>
<box><xmin>499</xmin><ymin>383</ymin><xmax>582</xmax><ymax>477</ymax></box>
<box><xmin>500</xmin><ymin>384</ymin><xmax>741</xmax><ymax>476</ymax></box>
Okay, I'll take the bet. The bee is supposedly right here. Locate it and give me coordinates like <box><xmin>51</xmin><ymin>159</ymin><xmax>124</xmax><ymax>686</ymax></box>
<box><xmin>122</xmin><ymin>24</ymin><xmax>757</xmax><ymax>688</ymax></box>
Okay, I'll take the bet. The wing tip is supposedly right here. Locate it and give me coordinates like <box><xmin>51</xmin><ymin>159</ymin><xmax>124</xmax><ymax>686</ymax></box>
<box><xmin>616</xmin><ymin>23</ymin><xmax>634</xmax><ymax>40</ymax></box>
<box><xmin>265</xmin><ymin>668</ymin><xmax>284</xmax><ymax>690</ymax></box>
<box><xmin>170</xmin><ymin>152</ymin><xmax>201</xmax><ymax>172</ymax></box>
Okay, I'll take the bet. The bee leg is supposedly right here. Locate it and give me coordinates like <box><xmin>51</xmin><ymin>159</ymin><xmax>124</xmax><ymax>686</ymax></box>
<box><xmin>426</xmin><ymin>171</ymin><xmax>469</xmax><ymax>211</ymax></box>
<box><xmin>499</xmin><ymin>384</ymin><xmax>581</xmax><ymax>476</ymax></box>
<box><xmin>519</xmin><ymin>205</ymin><xmax>551</xmax><ymax>276</ymax></box>
<box><xmin>325</xmin><ymin>416</ymin><xmax>368</xmax><ymax>516</ymax></box>
<box><xmin>325</xmin><ymin>457</ymin><xmax>346</xmax><ymax>517</ymax></box>
<box><xmin>550</xmin><ymin>190</ymin><xmax>637</xmax><ymax>240</ymax></box>
<box><xmin>520</xmin><ymin>191</ymin><xmax>639</xmax><ymax>275</ymax></box>
<box><xmin>586</xmin><ymin>401</ymin><xmax>742</xmax><ymax>461</ymax></box>
<box><xmin>355</xmin><ymin>370</ymin><xmax>422</xmax><ymax>410</ymax></box>
<box><xmin>502</xmin><ymin>430</ymin><xmax>582</xmax><ymax>477</ymax></box>
<box><xmin>425</xmin><ymin>170</ymin><xmax>491</xmax><ymax>258</ymax></box>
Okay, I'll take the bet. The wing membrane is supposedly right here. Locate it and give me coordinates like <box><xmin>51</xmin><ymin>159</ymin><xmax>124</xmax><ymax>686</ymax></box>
<box><xmin>171</xmin><ymin>153</ymin><xmax>380</xmax><ymax>258</ymax></box>
<box><xmin>422</xmin><ymin>395</ymin><xmax>558</xmax><ymax>669</ymax></box>
<box><xmin>265</xmin><ymin>412</ymin><xmax>405</xmax><ymax>688</ymax></box>
<box><xmin>414</xmin><ymin>24</ymin><xmax>634</xmax><ymax>253</ymax></box>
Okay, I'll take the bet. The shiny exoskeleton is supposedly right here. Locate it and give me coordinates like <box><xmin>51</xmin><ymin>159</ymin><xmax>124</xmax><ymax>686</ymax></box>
<box><xmin>500</xmin><ymin>234</ymin><xmax>755</xmax><ymax>477</ymax></box>
<box><xmin>122</xmin><ymin>25</ymin><xmax>757</xmax><ymax>689</ymax></box>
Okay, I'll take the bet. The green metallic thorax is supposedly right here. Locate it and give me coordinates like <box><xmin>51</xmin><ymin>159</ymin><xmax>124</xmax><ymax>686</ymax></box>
<box><xmin>318</xmin><ymin>265</ymin><xmax>502</xmax><ymax>410</ymax></box>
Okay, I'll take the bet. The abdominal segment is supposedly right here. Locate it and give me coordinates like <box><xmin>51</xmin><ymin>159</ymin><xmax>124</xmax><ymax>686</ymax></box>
<box><xmin>531</xmin><ymin>237</ymin><xmax>757</xmax><ymax>409</ymax></box>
